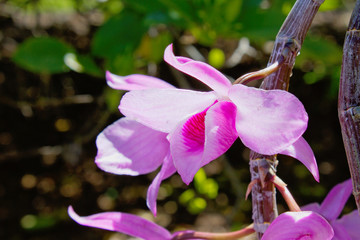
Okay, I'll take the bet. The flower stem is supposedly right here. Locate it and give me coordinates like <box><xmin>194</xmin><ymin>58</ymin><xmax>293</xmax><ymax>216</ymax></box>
<box><xmin>172</xmin><ymin>224</ymin><xmax>255</xmax><ymax>240</ymax></box>
<box><xmin>234</xmin><ymin>39</ymin><xmax>300</xmax><ymax>85</ymax></box>
<box><xmin>338</xmin><ymin>0</ymin><xmax>360</xmax><ymax>213</ymax></box>
<box><xmin>248</xmin><ymin>0</ymin><xmax>323</xmax><ymax>238</ymax></box>
<box><xmin>271</xmin><ymin>176</ymin><xmax>301</xmax><ymax>212</ymax></box>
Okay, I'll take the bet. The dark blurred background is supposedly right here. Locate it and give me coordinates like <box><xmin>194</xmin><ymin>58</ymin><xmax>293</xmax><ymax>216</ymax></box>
<box><xmin>0</xmin><ymin>0</ymin><xmax>357</xmax><ymax>239</ymax></box>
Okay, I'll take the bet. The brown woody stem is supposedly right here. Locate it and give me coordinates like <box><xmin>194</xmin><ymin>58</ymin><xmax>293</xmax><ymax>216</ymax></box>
<box><xmin>248</xmin><ymin>0</ymin><xmax>324</xmax><ymax>238</ymax></box>
<box><xmin>338</xmin><ymin>0</ymin><xmax>360</xmax><ymax>213</ymax></box>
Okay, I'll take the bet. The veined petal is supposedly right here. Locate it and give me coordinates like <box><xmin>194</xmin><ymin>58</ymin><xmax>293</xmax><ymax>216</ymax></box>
<box><xmin>280</xmin><ymin>137</ymin><xmax>319</xmax><ymax>182</ymax></box>
<box><xmin>170</xmin><ymin>110</ymin><xmax>207</xmax><ymax>185</ymax></box>
<box><xmin>95</xmin><ymin>118</ymin><xmax>169</xmax><ymax>176</ymax></box>
<box><xmin>164</xmin><ymin>44</ymin><xmax>232</xmax><ymax>97</ymax></box>
<box><xmin>262</xmin><ymin>211</ymin><xmax>334</xmax><ymax>240</ymax></box>
<box><xmin>336</xmin><ymin>210</ymin><xmax>360</xmax><ymax>239</ymax></box>
<box><xmin>147</xmin><ymin>153</ymin><xmax>176</xmax><ymax>216</ymax></box>
<box><xmin>170</xmin><ymin>101</ymin><xmax>238</xmax><ymax>185</ymax></box>
<box><xmin>120</xmin><ymin>89</ymin><xmax>217</xmax><ymax>132</ymax></box>
<box><xmin>106</xmin><ymin>71</ymin><xmax>175</xmax><ymax>90</ymax></box>
<box><xmin>319</xmin><ymin>179</ymin><xmax>353</xmax><ymax>221</ymax></box>
<box><xmin>203</xmin><ymin>101</ymin><xmax>238</xmax><ymax>163</ymax></box>
<box><xmin>68</xmin><ymin>206</ymin><xmax>171</xmax><ymax>240</ymax></box>
<box><xmin>229</xmin><ymin>84</ymin><xmax>308</xmax><ymax>155</ymax></box>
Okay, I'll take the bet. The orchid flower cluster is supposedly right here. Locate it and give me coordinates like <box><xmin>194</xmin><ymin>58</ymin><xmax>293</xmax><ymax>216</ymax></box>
<box><xmin>69</xmin><ymin>44</ymin><xmax>360</xmax><ymax>239</ymax></box>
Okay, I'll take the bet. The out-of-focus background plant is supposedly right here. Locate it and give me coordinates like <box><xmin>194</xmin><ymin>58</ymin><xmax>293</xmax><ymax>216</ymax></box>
<box><xmin>0</xmin><ymin>0</ymin><xmax>356</xmax><ymax>239</ymax></box>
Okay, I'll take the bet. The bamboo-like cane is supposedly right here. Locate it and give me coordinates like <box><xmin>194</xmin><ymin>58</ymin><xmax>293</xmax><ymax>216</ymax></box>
<box><xmin>338</xmin><ymin>0</ymin><xmax>360</xmax><ymax>213</ymax></box>
<box><xmin>248</xmin><ymin>0</ymin><xmax>324</xmax><ymax>238</ymax></box>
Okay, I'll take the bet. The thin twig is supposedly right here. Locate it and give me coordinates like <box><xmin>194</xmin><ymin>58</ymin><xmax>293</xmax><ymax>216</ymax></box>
<box><xmin>248</xmin><ymin>0</ymin><xmax>324</xmax><ymax>238</ymax></box>
<box><xmin>338</xmin><ymin>0</ymin><xmax>360</xmax><ymax>213</ymax></box>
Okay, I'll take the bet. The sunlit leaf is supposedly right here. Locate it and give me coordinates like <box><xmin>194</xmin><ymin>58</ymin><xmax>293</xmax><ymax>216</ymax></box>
<box><xmin>319</xmin><ymin>0</ymin><xmax>342</xmax><ymax>11</ymax></box>
<box><xmin>208</xmin><ymin>48</ymin><xmax>225</xmax><ymax>68</ymax></box>
<box><xmin>21</xmin><ymin>214</ymin><xmax>57</xmax><ymax>231</ymax></box>
<box><xmin>187</xmin><ymin>197</ymin><xmax>207</xmax><ymax>214</ymax></box>
<box><xmin>179</xmin><ymin>189</ymin><xmax>196</xmax><ymax>205</ymax></box>
<box><xmin>223</xmin><ymin>0</ymin><xmax>243</xmax><ymax>23</ymax></box>
<box><xmin>194</xmin><ymin>169</ymin><xmax>219</xmax><ymax>199</ymax></box>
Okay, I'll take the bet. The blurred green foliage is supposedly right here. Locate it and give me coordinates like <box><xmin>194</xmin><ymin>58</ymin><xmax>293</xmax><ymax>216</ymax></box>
<box><xmin>179</xmin><ymin>168</ymin><xmax>219</xmax><ymax>214</ymax></box>
<box><xmin>10</xmin><ymin>0</ymin><xmax>344</xmax><ymax>91</ymax></box>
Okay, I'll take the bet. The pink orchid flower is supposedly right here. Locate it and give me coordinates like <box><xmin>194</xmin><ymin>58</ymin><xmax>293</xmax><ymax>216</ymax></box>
<box><xmin>117</xmin><ymin>44</ymin><xmax>318</xmax><ymax>185</ymax></box>
<box><xmin>262</xmin><ymin>211</ymin><xmax>334</xmax><ymax>240</ymax></box>
<box><xmin>97</xmin><ymin>45</ymin><xmax>319</xmax><ymax>215</ymax></box>
<box><xmin>302</xmin><ymin>179</ymin><xmax>360</xmax><ymax>240</ymax></box>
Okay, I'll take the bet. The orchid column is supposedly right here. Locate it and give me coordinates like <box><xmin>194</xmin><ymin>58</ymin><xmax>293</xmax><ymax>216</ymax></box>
<box><xmin>248</xmin><ymin>0</ymin><xmax>324</xmax><ymax>238</ymax></box>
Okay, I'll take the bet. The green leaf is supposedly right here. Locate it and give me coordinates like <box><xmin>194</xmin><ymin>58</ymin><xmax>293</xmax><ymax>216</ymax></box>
<box><xmin>136</xmin><ymin>32</ymin><xmax>173</xmax><ymax>63</ymax></box>
<box><xmin>239</xmin><ymin>0</ymin><xmax>290</xmax><ymax>41</ymax></box>
<box><xmin>104</xmin><ymin>88</ymin><xmax>124</xmax><ymax>112</ymax></box>
<box><xmin>65</xmin><ymin>53</ymin><xmax>103</xmax><ymax>77</ymax></box>
<box><xmin>91</xmin><ymin>12</ymin><xmax>148</xmax><ymax>59</ymax></box>
<box><xmin>296</xmin><ymin>36</ymin><xmax>342</xmax><ymax>66</ymax></box>
<box><xmin>12</xmin><ymin>37</ymin><xmax>74</xmax><ymax>74</ymax></box>
<box><xmin>105</xmin><ymin>51</ymin><xmax>136</xmax><ymax>76</ymax></box>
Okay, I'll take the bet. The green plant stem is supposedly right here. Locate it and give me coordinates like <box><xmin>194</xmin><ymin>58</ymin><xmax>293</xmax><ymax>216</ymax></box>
<box><xmin>338</xmin><ymin>0</ymin><xmax>360</xmax><ymax>213</ymax></box>
<box><xmin>248</xmin><ymin>0</ymin><xmax>324</xmax><ymax>238</ymax></box>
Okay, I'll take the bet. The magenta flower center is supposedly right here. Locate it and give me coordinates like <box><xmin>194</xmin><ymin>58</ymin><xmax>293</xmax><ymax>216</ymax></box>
<box><xmin>181</xmin><ymin>110</ymin><xmax>207</xmax><ymax>152</ymax></box>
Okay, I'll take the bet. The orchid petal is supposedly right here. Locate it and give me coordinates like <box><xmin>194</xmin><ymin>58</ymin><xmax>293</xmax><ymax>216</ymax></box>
<box><xmin>319</xmin><ymin>179</ymin><xmax>353</xmax><ymax>220</ymax></box>
<box><xmin>280</xmin><ymin>137</ymin><xmax>319</xmax><ymax>182</ymax></box>
<box><xmin>120</xmin><ymin>89</ymin><xmax>217</xmax><ymax>132</ymax></box>
<box><xmin>164</xmin><ymin>44</ymin><xmax>232</xmax><ymax>97</ymax></box>
<box><xmin>170</xmin><ymin>110</ymin><xmax>207</xmax><ymax>185</ymax></box>
<box><xmin>106</xmin><ymin>71</ymin><xmax>175</xmax><ymax>90</ymax></box>
<box><xmin>331</xmin><ymin>222</ymin><xmax>352</xmax><ymax>240</ymax></box>
<box><xmin>336</xmin><ymin>210</ymin><xmax>360</xmax><ymax>239</ymax></box>
<box><xmin>147</xmin><ymin>153</ymin><xmax>176</xmax><ymax>216</ymax></box>
<box><xmin>203</xmin><ymin>101</ymin><xmax>238</xmax><ymax>163</ymax></box>
<box><xmin>228</xmin><ymin>84</ymin><xmax>308</xmax><ymax>155</ymax></box>
<box><xmin>262</xmin><ymin>211</ymin><xmax>334</xmax><ymax>240</ymax></box>
<box><xmin>95</xmin><ymin>118</ymin><xmax>169</xmax><ymax>176</ymax></box>
<box><xmin>68</xmin><ymin>206</ymin><xmax>171</xmax><ymax>240</ymax></box>
<box><xmin>170</xmin><ymin>101</ymin><xmax>238</xmax><ymax>185</ymax></box>
<box><xmin>301</xmin><ymin>203</ymin><xmax>321</xmax><ymax>212</ymax></box>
